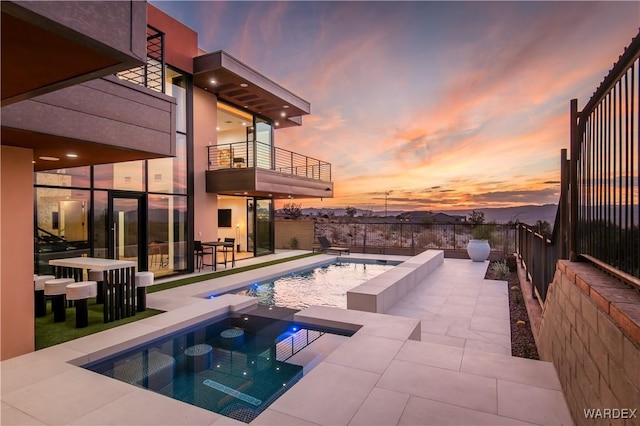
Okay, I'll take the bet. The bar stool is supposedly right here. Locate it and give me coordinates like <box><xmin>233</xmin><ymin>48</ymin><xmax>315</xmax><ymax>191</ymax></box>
<box><xmin>88</xmin><ymin>270</ymin><xmax>104</xmax><ymax>304</ymax></box>
<box><xmin>44</xmin><ymin>278</ymin><xmax>75</xmax><ymax>322</ymax></box>
<box><xmin>66</xmin><ymin>281</ymin><xmax>97</xmax><ymax>328</ymax></box>
<box><xmin>135</xmin><ymin>271</ymin><xmax>154</xmax><ymax>312</ymax></box>
<box><xmin>34</xmin><ymin>274</ymin><xmax>55</xmax><ymax>317</ymax></box>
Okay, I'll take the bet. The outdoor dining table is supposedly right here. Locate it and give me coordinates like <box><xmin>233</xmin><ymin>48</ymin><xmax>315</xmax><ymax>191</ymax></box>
<box><xmin>49</xmin><ymin>257</ymin><xmax>136</xmax><ymax>323</ymax></box>
<box><xmin>202</xmin><ymin>241</ymin><xmax>225</xmax><ymax>271</ymax></box>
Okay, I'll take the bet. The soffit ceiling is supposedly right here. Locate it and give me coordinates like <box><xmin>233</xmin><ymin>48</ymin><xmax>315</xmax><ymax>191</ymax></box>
<box><xmin>2</xmin><ymin>127</ymin><xmax>167</xmax><ymax>172</ymax></box>
<box><xmin>193</xmin><ymin>51</ymin><xmax>310</xmax><ymax>129</ymax></box>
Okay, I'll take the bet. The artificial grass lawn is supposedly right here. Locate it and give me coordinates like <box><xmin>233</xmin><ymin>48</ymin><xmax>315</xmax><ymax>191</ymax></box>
<box><xmin>35</xmin><ymin>300</ymin><xmax>162</xmax><ymax>350</ymax></box>
<box><xmin>36</xmin><ymin>252</ymin><xmax>318</xmax><ymax>349</ymax></box>
<box><xmin>147</xmin><ymin>252</ymin><xmax>318</xmax><ymax>293</ymax></box>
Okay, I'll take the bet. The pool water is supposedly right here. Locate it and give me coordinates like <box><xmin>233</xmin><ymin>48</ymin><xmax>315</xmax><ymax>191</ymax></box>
<box><xmin>234</xmin><ymin>260</ymin><xmax>397</xmax><ymax>310</ymax></box>
<box><xmin>83</xmin><ymin>311</ymin><xmax>344</xmax><ymax>423</ymax></box>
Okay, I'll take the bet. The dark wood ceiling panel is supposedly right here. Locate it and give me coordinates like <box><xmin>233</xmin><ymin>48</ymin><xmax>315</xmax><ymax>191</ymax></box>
<box><xmin>1</xmin><ymin>12</ymin><xmax>120</xmax><ymax>104</ymax></box>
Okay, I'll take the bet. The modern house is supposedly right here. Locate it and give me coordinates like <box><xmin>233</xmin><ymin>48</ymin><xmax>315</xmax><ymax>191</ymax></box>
<box><xmin>0</xmin><ymin>1</ymin><xmax>332</xmax><ymax>360</ymax></box>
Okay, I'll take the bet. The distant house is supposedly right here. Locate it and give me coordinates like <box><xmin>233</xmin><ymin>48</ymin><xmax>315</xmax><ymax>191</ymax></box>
<box><xmin>431</xmin><ymin>212</ymin><xmax>466</xmax><ymax>223</ymax></box>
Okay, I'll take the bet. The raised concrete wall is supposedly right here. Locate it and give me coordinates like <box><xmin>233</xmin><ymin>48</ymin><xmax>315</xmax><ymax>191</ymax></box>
<box><xmin>346</xmin><ymin>250</ymin><xmax>444</xmax><ymax>313</ymax></box>
<box><xmin>537</xmin><ymin>260</ymin><xmax>640</xmax><ymax>424</ymax></box>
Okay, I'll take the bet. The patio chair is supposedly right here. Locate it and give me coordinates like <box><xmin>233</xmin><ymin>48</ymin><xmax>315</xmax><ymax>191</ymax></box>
<box><xmin>315</xmin><ymin>236</ymin><xmax>350</xmax><ymax>255</ymax></box>
<box><xmin>194</xmin><ymin>240</ymin><xmax>213</xmax><ymax>271</ymax></box>
<box><xmin>220</xmin><ymin>238</ymin><xmax>236</xmax><ymax>267</ymax></box>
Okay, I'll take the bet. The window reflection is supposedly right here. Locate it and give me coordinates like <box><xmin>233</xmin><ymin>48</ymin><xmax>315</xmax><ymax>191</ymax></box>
<box><xmin>148</xmin><ymin>194</ymin><xmax>187</xmax><ymax>277</ymax></box>
<box><xmin>148</xmin><ymin>134</ymin><xmax>186</xmax><ymax>194</ymax></box>
<box><xmin>93</xmin><ymin>161</ymin><xmax>146</xmax><ymax>190</ymax></box>
<box><xmin>34</xmin><ymin>188</ymin><xmax>90</xmax><ymax>274</ymax></box>
<box><xmin>35</xmin><ymin>166</ymin><xmax>91</xmax><ymax>188</ymax></box>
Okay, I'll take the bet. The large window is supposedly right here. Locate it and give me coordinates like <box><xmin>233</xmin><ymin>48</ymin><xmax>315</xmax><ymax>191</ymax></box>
<box><xmin>34</xmin><ymin>187</ymin><xmax>91</xmax><ymax>274</ymax></box>
<box><xmin>33</xmin><ymin>66</ymin><xmax>191</xmax><ymax>276</ymax></box>
<box><xmin>94</xmin><ymin>161</ymin><xmax>146</xmax><ymax>191</ymax></box>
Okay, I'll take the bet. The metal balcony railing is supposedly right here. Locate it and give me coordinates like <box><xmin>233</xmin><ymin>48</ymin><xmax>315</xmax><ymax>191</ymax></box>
<box><xmin>115</xmin><ymin>25</ymin><xmax>165</xmax><ymax>93</ymax></box>
<box><xmin>208</xmin><ymin>140</ymin><xmax>332</xmax><ymax>183</ymax></box>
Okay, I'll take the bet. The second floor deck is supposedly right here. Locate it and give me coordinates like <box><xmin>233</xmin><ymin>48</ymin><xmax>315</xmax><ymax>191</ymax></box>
<box><xmin>206</xmin><ymin>140</ymin><xmax>333</xmax><ymax>199</ymax></box>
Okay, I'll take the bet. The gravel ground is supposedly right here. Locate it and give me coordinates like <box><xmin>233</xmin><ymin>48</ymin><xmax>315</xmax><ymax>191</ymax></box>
<box><xmin>485</xmin><ymin>260</ymin><xmax>540</xmax><ymax>360</ymax></box>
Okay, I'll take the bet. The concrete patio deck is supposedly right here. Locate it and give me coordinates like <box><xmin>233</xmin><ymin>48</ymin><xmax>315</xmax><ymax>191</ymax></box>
<box><xmin>1</xmin><ymin>251</ymin><xmax>573</xmax><ymax>425</ymax></box>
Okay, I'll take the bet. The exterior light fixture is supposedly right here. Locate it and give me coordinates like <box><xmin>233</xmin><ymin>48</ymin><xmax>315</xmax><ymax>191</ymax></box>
<box><xmin>66</xmin><ymin>153</ymin><xmax>78</xmax><ymax>158</ymax></box>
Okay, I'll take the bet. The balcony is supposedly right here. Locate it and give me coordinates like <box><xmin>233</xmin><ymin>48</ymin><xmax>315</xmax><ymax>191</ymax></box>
<box><xmin>205</xmin><ymin>141</ymin><xmax>333</xmax><ymax>199</ymax></box>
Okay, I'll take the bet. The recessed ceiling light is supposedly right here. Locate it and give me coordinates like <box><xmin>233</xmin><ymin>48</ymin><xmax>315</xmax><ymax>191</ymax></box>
<box><xmin>244</xmin><ymin>105</ymin><xmax>248</xmax><ymax>109</ymax></box>
<box><xmin>204</xmin><ymin>87</ymin><xmax>208</xmax><ymax>91</ymax></box>
<box><xmin>216</xmin><ymin>126</ymin><xmax>220</xmax><ymax>131</ymax></box>
<box><xmin>32</xmin><ymin>160</ymin><xmax>36</xmax><ymax>164</ymax></box>
<box><xmin>39</xmin><ymin>156</ymin><xmax>60</xmax><ymax>161</ymax></box>
<box><xmin>66</xmin><ymin>153</ymin><xmax>78</xmax><ymax>158</ymax></box>
<box><xmin>283</xmin><ymin>105</ymin><xmax>289</xmax><ymax>109</ymax></box>
<box><xmin>210</xmin><ymin>79</ymin><xmax>216</xmax><ymax>84</ymax></box>
<box><xmin>280</xmin><ymin>112</ymin><xmax>286</xmax><ymax>117</ymax></box>
<box><xmin>240</xmin><ymin>83</ymin><xmax>248</xmax><ymax>87</ymax></box>
<box><xmin>275</xmin><ymin>121</ymin><xmax>279</xmax><ymax>126</ymax></box>
<box><xmin>242</xmin><ymin>122</ymin><xmax>247</xmax><ymax>126</ymax></box>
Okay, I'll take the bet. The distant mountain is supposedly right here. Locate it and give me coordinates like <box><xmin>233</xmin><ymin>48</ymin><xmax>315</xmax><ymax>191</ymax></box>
<box><xmin>439</xmin><ymin>204</ymin><xmax>558</xmax><ymax>225</ymax></box>
<box><xmin>294</xmin><ymin>204</ymin><xmax>558</xmax><ymax>225</ymax></box>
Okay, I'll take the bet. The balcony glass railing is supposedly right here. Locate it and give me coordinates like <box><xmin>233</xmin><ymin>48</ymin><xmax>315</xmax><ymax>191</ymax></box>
<box><xmin>207</xmin><ymin>140</ymin><xmax>332</xmax><ymax>183</ymax></box>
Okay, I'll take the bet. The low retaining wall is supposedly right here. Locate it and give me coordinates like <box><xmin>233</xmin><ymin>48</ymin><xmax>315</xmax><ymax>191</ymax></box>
<box><xmin>346</xmin><ymin>250</ymin><xmax>444</xmax><ymax>313</ymax></box>
<box><xmin>537</xmin><ymin>260</ymin><xmax>640</xmax><ymax>425</ymax></box>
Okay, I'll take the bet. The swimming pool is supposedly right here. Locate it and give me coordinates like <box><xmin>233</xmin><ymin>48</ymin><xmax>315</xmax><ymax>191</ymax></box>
<box><xmin>229</xmin><ymin>259</ymin><xmax>397</xmax><ymax>310</ymax></box>
<box><xmin>84</xmin><ymin>310</ymin><xmax>350</xmax><ymax>423</ymax></box>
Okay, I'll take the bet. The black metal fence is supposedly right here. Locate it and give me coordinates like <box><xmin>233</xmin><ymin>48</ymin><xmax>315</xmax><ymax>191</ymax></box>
<box><xmin>116</xmin><ymin>25</ymin><xmax>165</xmax><ymax>93</ymax></box>
<box><xmin>517</xmin><ymin>30</ymin><xmax>640</xmax><ymax>301</ymax></box>
<box><xmin>314</xmin><ymin>222</ymin><xmax>517</xmax><ymax>258</ymax></box>
<box><xmin>517</xmin><ymin>223</ymin><xmax>558</xmax><ymax>302</ymax></box>
<box><xmin>575</xmin><ymin>32</ymin><xmax>640</xmax><ymax>280</ymax></box>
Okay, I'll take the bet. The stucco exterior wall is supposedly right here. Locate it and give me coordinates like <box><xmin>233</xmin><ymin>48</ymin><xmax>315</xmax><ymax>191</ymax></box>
<box><xmin>193</xmin><ymin>87</ymin><xmax>219</xmax><ymax>242</ymax></box>
<box><xmin>217</xmin><ymin>197</ymin><xmax>247</xmax><ymax>252</ymax></box>
<box><xmin>1</xmin><ymin>146</ymin><xmax>35</xmax><ymax>360</ymax></box>
<box><xmin>537</xmin><ymin>260</ymin><xmax>640</xmax><ymax>424</ymax></box>
<box><xmin>275</xmin><ymin>219</ymin><xmax>315</xmax><ymax>250</ymax></box>
<box><xmin>147</xmin><ymin>3</ymin><xmax>199</xmax><ymax>74</ymax></box>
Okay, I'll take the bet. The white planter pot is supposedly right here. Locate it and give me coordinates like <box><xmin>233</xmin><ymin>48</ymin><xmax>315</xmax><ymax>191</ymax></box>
<box><xmin>467</xmin><ymin>239</ymin><xmax>490</xmax><ymax>262</ymax></box>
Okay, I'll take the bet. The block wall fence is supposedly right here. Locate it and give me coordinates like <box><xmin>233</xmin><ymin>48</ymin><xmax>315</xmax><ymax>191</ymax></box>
<box><xmin>274</xmin><ymin>220</ymin><xmax>315</xmax><ymax>250</ymax></box>
<box><xmin>537</xmin><ymin>260</ymin><xmax>640</xmax><ymax>425</ymax></box>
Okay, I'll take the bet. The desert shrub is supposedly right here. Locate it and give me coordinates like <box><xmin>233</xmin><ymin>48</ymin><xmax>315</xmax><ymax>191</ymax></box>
<box><xmin>491</xmin><ymin>261</ymin><xmax>510</xmax><ymax>280</ymax></box>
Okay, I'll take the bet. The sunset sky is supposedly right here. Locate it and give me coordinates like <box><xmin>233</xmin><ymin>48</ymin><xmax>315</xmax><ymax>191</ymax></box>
<box><xmin>153</xmin><ymin>0</ymin><xmax>639</xmax><ymax>212</ymax></box>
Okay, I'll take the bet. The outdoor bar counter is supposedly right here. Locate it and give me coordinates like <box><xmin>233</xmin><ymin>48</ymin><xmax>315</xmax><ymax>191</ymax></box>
<box><xmin>49</xmin><ymin>257</ymin><xmax>136</xmax><ymax>323</ymax></box>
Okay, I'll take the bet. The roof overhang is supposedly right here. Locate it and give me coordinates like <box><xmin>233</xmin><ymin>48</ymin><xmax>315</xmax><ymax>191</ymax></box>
<box><xmin>193</xmin><ymin>51</ymin><xmax>310</xmax><ymax>129</ymax></box>
<box><xmin>1</xmin><ymin>76</ymin><xmax>176</xmax><ymax>171</ymax></box>
<box><xmin>1</xmin><ymin>1</ymin><xmax>147</xmax><ymax>106</ymax></box>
